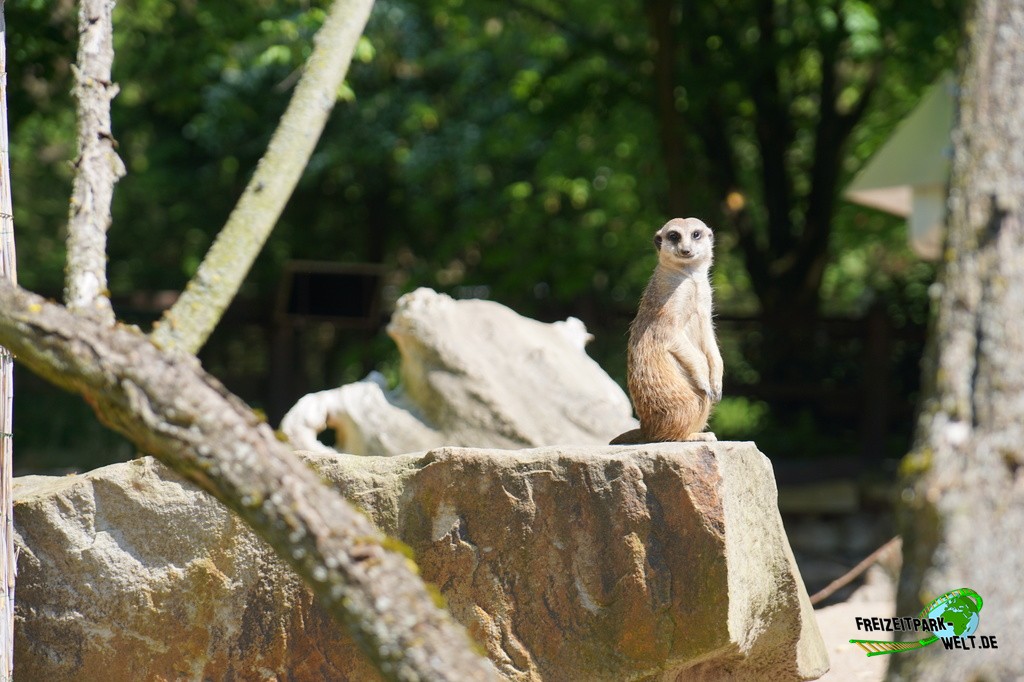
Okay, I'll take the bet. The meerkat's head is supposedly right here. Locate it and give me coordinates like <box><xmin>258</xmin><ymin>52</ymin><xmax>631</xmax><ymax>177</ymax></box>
<box><xmin>654</xmin><ymin>217</ymin><xmax>714</xmax><ymax>271</ymax></box>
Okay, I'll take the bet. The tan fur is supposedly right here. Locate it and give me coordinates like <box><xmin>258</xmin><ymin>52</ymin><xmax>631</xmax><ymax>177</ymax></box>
<box><xmin>624</xmin><ymin>217</ymin><xmax>723</xmax><ymax>442</ymax></box>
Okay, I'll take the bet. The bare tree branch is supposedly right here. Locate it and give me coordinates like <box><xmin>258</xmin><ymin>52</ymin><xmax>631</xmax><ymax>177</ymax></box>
<box><xmin>151</xmin><ymin>0</ymin><xmax>375</xmax><ymax>355</ymax></box>
<box><xmin>809</xmin><ymin>536</ymin><xmax>900</xmax><ymax>605</ymax></box>
<box><xmin>0</xmin><ymin>279</ymin><xmax>500</xmax><ymax>682</ymax></box>
<box><xmin>65</xmin><ymin>0</ymin><xmax>124</xmax><ymax>323</ymax></box>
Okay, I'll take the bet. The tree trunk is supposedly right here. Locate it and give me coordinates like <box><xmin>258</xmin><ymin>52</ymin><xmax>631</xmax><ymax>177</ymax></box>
<box><xmin>645</xmin><ymin>0</ymin><xmax>688</xmax><ymax>217</ymax></box>
<box><xmin>0</xmin><ymin>5</ymin><xmax>14</xmax><ymax>678</ymax></box>
<box><xmin>891</xmin><ymin>1</ymin><xmax>1024</xmax><ymax>679</ymax></box>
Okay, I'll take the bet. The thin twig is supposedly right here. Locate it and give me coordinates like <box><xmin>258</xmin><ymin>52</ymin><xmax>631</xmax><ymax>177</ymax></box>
<box><xmin>810</xmin><ymin>536</ymin><xmax>901</xmax><ymax>606</ymax></box>
<box><xmin>65</xmin><ymin>0</ymin><xmax>124</xmax><ymax>323</ymax></box>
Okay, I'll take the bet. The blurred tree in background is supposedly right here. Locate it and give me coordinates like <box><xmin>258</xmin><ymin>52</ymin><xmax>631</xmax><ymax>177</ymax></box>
<box><xmin>6</xmin><ymin>0</ymin><xmax>963</xmax><ymax>470</ymax></box>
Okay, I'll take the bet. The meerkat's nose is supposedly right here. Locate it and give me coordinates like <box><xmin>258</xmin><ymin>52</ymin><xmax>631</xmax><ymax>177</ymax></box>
<box><xmin>682</xmin><ymin>249</ymin><xmax>693</xmax><ymax>257</ymax></box>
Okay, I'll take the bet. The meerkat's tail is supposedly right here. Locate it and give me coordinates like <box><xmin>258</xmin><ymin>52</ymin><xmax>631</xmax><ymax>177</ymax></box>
<box><xmin>609</xmin><ymin>428</ymin><xmax>645</xmax><ymax>445</ymax></box>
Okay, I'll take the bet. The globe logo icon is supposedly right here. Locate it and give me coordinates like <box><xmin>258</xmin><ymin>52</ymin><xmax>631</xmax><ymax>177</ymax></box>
<box><xmin>924</xmin><ymin>589</ymin><xmax>983</xmax><ymax>640</ymax></box>
<box><xmin>851</xmin><ymin>588</ymin><xmax>984</xmax><ymax>656</ymax></box>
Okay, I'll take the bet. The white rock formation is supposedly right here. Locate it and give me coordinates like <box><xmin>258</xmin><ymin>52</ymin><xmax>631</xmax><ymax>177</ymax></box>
<box><xmin>280</xmin><ymin>288</ymin><xmax>638</xmax><ymax>455</ymax></box>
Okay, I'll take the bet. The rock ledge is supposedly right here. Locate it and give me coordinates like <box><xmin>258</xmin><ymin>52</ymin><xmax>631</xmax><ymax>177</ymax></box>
<box><xmin>14</xmin><ymin>442</ymin><xmax>828</xmax><ymax>681</ymax></box>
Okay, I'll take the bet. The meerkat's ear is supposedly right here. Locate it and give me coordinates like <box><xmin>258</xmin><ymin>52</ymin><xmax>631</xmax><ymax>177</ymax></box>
<box><xmin>654</xmin><ymin>232</ymin><xmax>663</xmax><ymax>250</ymax></box>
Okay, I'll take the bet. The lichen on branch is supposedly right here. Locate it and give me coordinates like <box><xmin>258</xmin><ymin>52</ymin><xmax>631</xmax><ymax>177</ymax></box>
<box><xmin>151</xmin><ymin>0</ymin><xmax>375</xmax><ymax>355</ymax></box>
<box><xmin>65</xmin><ymin>0</ymin><xmax>125</xmax><ymax>323</ymax></box>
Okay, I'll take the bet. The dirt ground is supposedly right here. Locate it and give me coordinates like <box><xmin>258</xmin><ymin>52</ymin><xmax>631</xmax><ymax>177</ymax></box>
<box><xmin>815</xmin><ymin>596</ymin><xmax>892</xmax><ymax>681</ymax></box>
<box><xmin>812</xmin><ymin>564</ymin><xmax>900</xmax><ymax>682</ymax></box>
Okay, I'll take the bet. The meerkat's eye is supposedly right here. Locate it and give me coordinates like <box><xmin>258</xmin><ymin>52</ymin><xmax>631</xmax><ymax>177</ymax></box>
<box><xmin>691</xmin><ymin>230</ymin><xmax>701</xmax><ymax>240</ymax></box>
<box><xmin>667</xmin><ymin>230</ymin><xmax>681</xmax><ymax>243</ymax></box>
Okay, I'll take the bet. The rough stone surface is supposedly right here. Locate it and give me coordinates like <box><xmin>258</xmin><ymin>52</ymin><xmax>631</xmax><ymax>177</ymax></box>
<box><xmin>14</xmin><ymin>442</ymin><xmax>828</xmax><ymax>681</ymax></box>
<box><xmin>281</xmin><ymin>288</ymin><xmax>638</xmax><ymax>455</ymax></box>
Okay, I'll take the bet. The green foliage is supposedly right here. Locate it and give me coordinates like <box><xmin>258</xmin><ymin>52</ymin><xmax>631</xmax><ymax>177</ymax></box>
<box><xmin>5</xmin><ymin>0</ymin><xmax>963</xmax><ymax>468</ymax></box>
<box><xmin>7</xmin><ymin>0</ymin><xmax>961</xmax><ymax>311</ymax></box>
<box><xmin>709</xmin><ymin>397</ymin><xmax>769</xmax><ymax>440</ymax></box>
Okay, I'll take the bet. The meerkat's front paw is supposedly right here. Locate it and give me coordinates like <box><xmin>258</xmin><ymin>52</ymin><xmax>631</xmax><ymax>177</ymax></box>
<box><xmin>700</xmin><ymin>381</ymin><xmax>715</xmax><ymax>402</ymax></box>
<box><xmin>711</xmin><ymin>384</ymin><xmax>723</xmax><ymax>403</ymax></box>
<box><xmin>685</xmin><ymin>431</ymin><xmax>718</xmax><ymax>442</ymax></box>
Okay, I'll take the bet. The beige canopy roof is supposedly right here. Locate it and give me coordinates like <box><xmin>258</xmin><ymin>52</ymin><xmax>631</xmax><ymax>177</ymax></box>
<box><xmin>844</xmin><ymin>72</ymin><xmax>955</xmax><ymax>216</ymax></box>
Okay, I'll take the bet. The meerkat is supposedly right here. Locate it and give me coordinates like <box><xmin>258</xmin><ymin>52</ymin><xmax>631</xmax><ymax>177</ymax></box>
<box><xmin>611</xmin><ymin>217</ymin><xmax>723</xmax><ymax>444</ymax></box>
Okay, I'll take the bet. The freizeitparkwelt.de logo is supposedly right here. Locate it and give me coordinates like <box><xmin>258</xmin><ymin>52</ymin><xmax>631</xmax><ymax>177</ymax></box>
<box><xmin>850</xmin><ymin>588</ymin><xmax>996</xmax><ymax>656</ymax></box>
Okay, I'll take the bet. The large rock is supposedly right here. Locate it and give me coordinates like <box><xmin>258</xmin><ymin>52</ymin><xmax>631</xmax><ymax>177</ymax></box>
<box><xmin>14</xmin><ymin>442</ymin><xmax>828</xmax><ymax>681</ymax></box>
<box><xmin>280</xmin><ymin>288</ymin><xmax>638</xmax><ymax>455</ymax></box>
